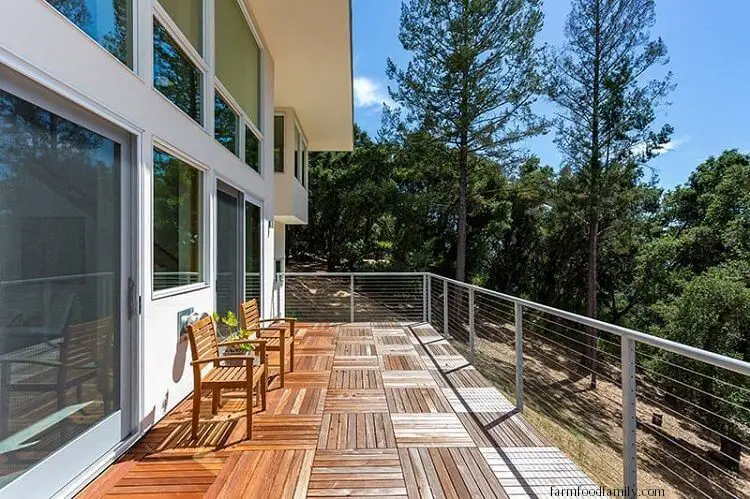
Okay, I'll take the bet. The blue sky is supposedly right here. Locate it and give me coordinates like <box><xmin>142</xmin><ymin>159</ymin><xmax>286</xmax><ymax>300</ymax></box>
<box><xmin>352</xmin><ymin>0</ymin><xmax>750</xmax><ymax>190</ymax></box>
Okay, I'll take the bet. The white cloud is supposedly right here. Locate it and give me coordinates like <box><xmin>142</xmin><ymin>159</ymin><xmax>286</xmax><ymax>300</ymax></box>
<box><xmin>353</xmin><ymin>76</ymin><xmax>394</xmax><ymax>109</ymax></box>
<box><xmin>631</xmin><ymin>136</ymin><xmax>691</xmax><ymax>158</ymax></box>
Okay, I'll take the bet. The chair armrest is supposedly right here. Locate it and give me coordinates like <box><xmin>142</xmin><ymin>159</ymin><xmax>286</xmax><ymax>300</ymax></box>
<box><xmin>258</xmin><ymin>318</ymin><xmax>296</xmax><ymax>323</ymax></box>
<box><xmin>190</xmin><ymin>355</ymin><xmax>255</xmax><ymax>367</ymax></box>
<box><xmin>0</xmin><ymin>359</ymin><xmax>62</xmax><ymax>368</ymax></box>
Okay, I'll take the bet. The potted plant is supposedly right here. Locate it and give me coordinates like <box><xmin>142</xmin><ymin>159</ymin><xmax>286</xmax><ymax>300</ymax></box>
<box><xmin>212</xmin><ymin>311</ymin><xmax>260</xmax><ymax>366</ymax></box>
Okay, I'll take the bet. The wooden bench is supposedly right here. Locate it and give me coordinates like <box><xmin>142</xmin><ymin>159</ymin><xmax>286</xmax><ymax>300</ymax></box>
<box><xmin>185</xmin><ymin>315</ymin><xmax>267</xmax><ymax>440</ymax></box>
<box><xmin>239</xmin><ymin>299</ymin><xmax>295</xmax><ymax>387</ymax></box>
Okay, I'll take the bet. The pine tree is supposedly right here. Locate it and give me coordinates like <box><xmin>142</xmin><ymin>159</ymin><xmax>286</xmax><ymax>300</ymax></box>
<box><xmin>387</xmin><ymin>0</ymin><xmax>546</xmax><ymax>282</ymax></box>
<box><xmin>547</xmin><ymin>0</ymin><xmax>673</xmax><ymax>386</ymax></box>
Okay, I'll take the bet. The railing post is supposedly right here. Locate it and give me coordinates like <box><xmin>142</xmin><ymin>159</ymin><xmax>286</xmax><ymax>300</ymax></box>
<box><xmin>426</xmin><ymin>275</ymin><xmax>432</xmax><ymax>325</ymax></box>
<box><xmin>350</xmin><ymin>275</ymin><xmax>355</xmax><ymax>323</ymax></box>
<box><xmin>468</xmin><ymin>288</ymin><xmax>475</xmax><ymax>363</ymax></box>
<box><xmin>514</xmin><ymin>302</ymin><xmax>524</xmax><ymax>412</ymax></box>
<box><xmin>422</xmin><ymin>275</ymin><xmax>427</xmax><ymax>322</ymax></box>
<box><xmin>622</xmin><ymin>337</ymin><xmax>638</xmax><ymax>493</ymax></box>
<box><xmin>443</xmin><ymin>280</ymin><xmax>448</xmax><ymax>336</ymax></box>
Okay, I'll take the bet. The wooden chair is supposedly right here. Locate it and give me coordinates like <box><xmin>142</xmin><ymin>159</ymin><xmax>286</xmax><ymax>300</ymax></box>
<box><xmin>184</xmin><ymin>315</ymin><xmax>267</xmax><ymax>440</ymax></box>
<box><xmin>0</xmin><ymin>314</ymin><xmax>109</xmax><ymax>438</ymax></box>
<box><xmin>239</xmin><ymin>299</ymin><xmax>296</xmax><ymax>387</ymax></box>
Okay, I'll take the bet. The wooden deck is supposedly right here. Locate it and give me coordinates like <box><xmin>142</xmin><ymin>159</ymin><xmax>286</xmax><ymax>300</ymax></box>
<box><xmin>78</xmin><ymin>323</ymin><xmax>597</xmax><ymax>498</ymax></box>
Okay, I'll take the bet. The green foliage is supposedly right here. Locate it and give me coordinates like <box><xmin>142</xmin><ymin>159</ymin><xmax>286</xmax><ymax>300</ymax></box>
<box><xmin>213</xmin><ymin>310</ymin><xmax>255</xmax><ymax>353</ymax></box>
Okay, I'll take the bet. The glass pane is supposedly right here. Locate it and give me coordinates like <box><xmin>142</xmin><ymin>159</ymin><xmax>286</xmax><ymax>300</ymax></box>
<box><xmin>245</xmin><ymin>202</ymin><xmax>261</xmax><ymax>303</ymax></box>
<box><xmin>153</xmin><ymin>148</ymin><xmax>202</xmax><ymax>291</ymax></box>
<box><xmin>157</xmin><ymin>0</ymin><xmax>202</xmax><ymax>53</ymax></box>
<box><xmin>153</xmin><ymin>19</ymin><xmax>202</xmax><ymax>125</ymax></box>
<box><xmin>302</xmin><ymin>146</ymin><xmax>307</xmax><ymax>187</ymax></box>
<box><xmin>214</xmin><ymin>93</ymin><xmax>237</xmax><ymax>155</ymax></box>
<box><xmin>216</xmin><ymin>190</ymin><xmax>238</xmax><ymax>317</ymax></box>
<box><xmin>215</xmin><ymin>0</ymin><xmax>261</xmax><ymax>126</ymax></box>
<box><xmin>245</xmin><ymin>126</ymin><xmax>259</xmax><ymax>173</ymax></box>
<box><xmin>47</xmin><ymin>0</ymin><xmax>133</xmax><ymax>68</ymax></box>
<box><xmin>274</xmin><ymin>116</ymin><xmax>284</xmax><ymax>173</ymax></box>
<box><xmin>0</xmin><ymin>88</ymin><xmax>121</xmax><ymax>484</ymax></box>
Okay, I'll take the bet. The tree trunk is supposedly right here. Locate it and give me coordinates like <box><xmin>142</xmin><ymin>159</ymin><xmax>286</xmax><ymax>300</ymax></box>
<box><xmin>583</xmin><ymin>212</ymin><xmax>599</xmax><ymax>389</ymax></box>
<box><xmin>719</xmin><ymin>435</ymin><xmax>742</xmax><ymax>472</ymax></box>
<box><xmin>456</xmin><ymin>142</ymin><xmax>469</xmax><ymax>283</ymax></box>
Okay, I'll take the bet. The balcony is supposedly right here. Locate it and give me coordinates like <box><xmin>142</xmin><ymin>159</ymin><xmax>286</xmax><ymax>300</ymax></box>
<box><xmin>79</xmin><ymin>273</ymin><xmax>750</xmax><ymax>498</ymax></box>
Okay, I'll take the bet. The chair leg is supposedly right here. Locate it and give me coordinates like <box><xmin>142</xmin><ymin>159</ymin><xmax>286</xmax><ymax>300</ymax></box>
<box><xmin>191</xmin><ymin>386</ymin><xmax>202</xmax><ymax>440</ymax></box>
<box><xmin>261</xmin><ymin>368</ymin><xmax>267</xmax><ymax>411</ymax></box>
<box><xmin>212</xmin><ymin>388</ymin><xmax>220</xmax><ymax>415</ymax></box>
<box><xmin>246</xmin><ymin>365</ymin><xmax>253</xmax><ymax>440</ymax></box>
<box><xmin>280</xmin><ymin>341</ymin><xmax>286</xmax><ymax>387</ymax></box>
<box><xmin>290</xmin><ymin>324</ymin><xmax>295</xmax><ymax>372</ymax></box>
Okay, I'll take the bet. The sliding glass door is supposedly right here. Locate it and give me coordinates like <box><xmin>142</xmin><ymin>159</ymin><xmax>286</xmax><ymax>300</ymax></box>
<box><xmin>0</xmin><ymin>72</ymin><xmax>133</xmax><ymax>497</ymax></box>
<box><xmin>245</xmin><ymin>201</ymin><xmax>261</xmax><ymax>306</ymax></box>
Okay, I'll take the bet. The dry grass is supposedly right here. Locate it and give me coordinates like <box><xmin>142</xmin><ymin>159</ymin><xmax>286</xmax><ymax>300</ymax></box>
<box><xmin>446</xmin><ymin>322</ymin><xmax>749</xmax><ymax>499</ymax></box>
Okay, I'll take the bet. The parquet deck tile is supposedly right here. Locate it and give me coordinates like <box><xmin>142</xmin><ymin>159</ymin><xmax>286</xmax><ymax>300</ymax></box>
<box><xmin>265</xmin><ymin>387</ymin><xmax>327</xmax><ymax>415</ymax></box>
<box><xmin>318</xmin><ymin>413</ymin><xmax>397</xmax><ymax>449</ymax></box>
<box><xmin>334</xmin><ymin>342</ymin><xmax>377</xmax><ymax>356</ymax></box>
<box><xmin>391</xmin><ymin>414</ymin><xmax>474</xmax><ymax>447</ymax></box>
<box><xmin>324</xmin><ymin>389</ymin><xmax>388</xmax><ymax>413</ymax></box>
<box><xmin>381</xmin><ymin>354</ymin><xmax>426</xmax><ymax>371</ymax></box>
<box><xmin>329</xmin><ymin>368</ymin><xmax>383</xmax><ymax>389</ymax></box>
<box><xmin>332</xmin><ymin>356</ymin><xmax>380</xmax><ymax>369</ymax></box>
<box><xmin>399</xmin><ymin>447</ymin><xmax>509</xmax><ymax>499</ymax></box>
<box><xmin>79</xmin><ymin>322</ymin><xmax>595</xmax><ymax>499</ymax></box>
<box><xmin>295</xmin><ymin>354</ymin><xmax>334</xmax><ymax>371</ymax></box>
<box><xmin>308</xmin><ymin>449</ymin><xmax>407</xmax><ymax>497</ymax></box>
<box><xmin>381</xmin><ymin>370</ymin><xmax>439</xmax><ymax>389</ymax></box>
<box><xmin>385</xmin><ymin>388</ymin><xmax>453</xmax><ymax>413</ymax></box>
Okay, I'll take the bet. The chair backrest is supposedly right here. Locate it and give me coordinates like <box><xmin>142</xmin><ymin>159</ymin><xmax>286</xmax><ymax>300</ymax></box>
<box><xmin>239</xmin><ymin>299</ymin><xmax>260</xmax><ymax>331</ymax></box>
<box><xmin>60</xmin><ymin>314</ymin><xmax>109</xmax><ymax>371</ymax></box>
<box><xmin>185</xmin><ymin>315</ymin><xmax>219</xmax><ymax>364</ymax></box>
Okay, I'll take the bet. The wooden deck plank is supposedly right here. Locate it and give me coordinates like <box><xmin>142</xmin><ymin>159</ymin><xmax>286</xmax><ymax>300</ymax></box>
<box><xmin>77</xmin><ymin>322</ymin><xmax>592</xmax><ymax>499</ymax></box>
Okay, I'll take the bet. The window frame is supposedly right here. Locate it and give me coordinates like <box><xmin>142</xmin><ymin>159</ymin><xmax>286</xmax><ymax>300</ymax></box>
<box><xmin>42</xmin><ymin>0</ymin><xmax>138</xmax><ymax>74</ymax></box>
<box><xmin>153</xmin><ymin>1</ymin><xmax>209</xmax><ymax>127</ymax></box>
<box><xmin>214</xmin><ymin>79</ymin><xmax>263</xmax><ymax>175</ymax></box>
<box><xmin>293</xmin><ymin>120</ymin><xmax>308</xmax><ymax>189</ymax></box>
<box><xmin>151</xmin><ymin>139</ymin><xmax>210</xmax><ymax>299</ymax></box>
<box><xmin>273</xmin><ymin>114</ymin><xmax>285</xmax><ymax>173</ymax></box>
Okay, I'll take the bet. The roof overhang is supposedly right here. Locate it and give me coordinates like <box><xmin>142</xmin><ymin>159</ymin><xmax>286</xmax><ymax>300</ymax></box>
<box><xmin>248</xmin><ymin>0</ymin><xmax>354</xmax><ymax>152</ymax></box>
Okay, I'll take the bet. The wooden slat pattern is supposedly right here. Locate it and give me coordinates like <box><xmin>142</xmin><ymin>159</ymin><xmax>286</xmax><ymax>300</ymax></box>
<box><xmin>78</xmin><ymin>322</ymin><xmax>594</xmax><ymax>499</ymax></box>
<box><xmin>318</xmin><ymin>413</ymin><xmax>396</xmax><ymax>449</ymax></box>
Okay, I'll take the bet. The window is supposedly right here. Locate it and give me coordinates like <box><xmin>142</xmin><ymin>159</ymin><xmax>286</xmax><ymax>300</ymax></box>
<box><xmin>274</xmin><ymin>116</ymin><xmax>284</xmax><ymax>172</ymax></box>
<box><xmin>215</xmin><ymin>92</ymin><xmax>238</xmax><ymax>154</ymax></box>
<box><xmin>245</xmin><ymin>126</ymin><xmax>260</xmax><ymax>172</ymax></box>
<box><xmin>153</xmin><ymin>148</ymin><xmax>203</xmax><ymax>291</ymax></box>
<box><xmin>0</xmin><ymin>86</ymin><xmax>123</xmax><ymax>483</ymax></box>
<box><xmin>153</xmin><ymin>19</ymin><xmax>203</xmax><ymax>124</ymax></box>
<box><xmin>215</xmin><ymin>0</ymin><xmax>261</xmax><ymax>127</ymax></box>
<box><xmin>245</xmin><ymin>202</ymin><xmax>261</xmax><ymax>302</ymax></box>
<box><xmin>302</xmin><ymin>143</ymin><xmax>308</xmax><ymax>187</ymax></box>
<box><xmin>47</xmin><ymin>0</ymin><xmax>133</xmax><ymax>67</ymax></box>
<box><xmin>294</xmin><ymin>127</ymin><xmax>300</xmax><ymax>180</ymax></box>
<box><xmin>157</xmin><ymin>0</ymin><xmax>202</xmax><ymax>52</ymax></box>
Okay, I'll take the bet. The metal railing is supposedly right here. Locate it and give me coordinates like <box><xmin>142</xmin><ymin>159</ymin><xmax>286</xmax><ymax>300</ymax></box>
<box><xmin>281</xmin><ymin>271</ymin><xmax>750</xmax><ymax>497</ymax></box>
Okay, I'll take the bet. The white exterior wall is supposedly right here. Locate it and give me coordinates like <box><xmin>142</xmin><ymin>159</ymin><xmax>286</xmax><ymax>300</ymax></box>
<box><xmin>0</xmin><ymin>0</ymin><xmax>277</xmax><ymax>439</ymax></box>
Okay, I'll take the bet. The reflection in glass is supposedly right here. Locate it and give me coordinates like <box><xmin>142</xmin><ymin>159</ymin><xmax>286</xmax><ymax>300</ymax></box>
<box><xmin>47</xmin><ymin>0</ymin><xmax>133</xmax><ymax>68</ymax></box>
<box><xmin>215</xmin><ymin>93</ymin><xmax>237</xmax><ymax>155</ymax></box>
<box><xmin>153</xmin><ymin>19</ymin><xmax>202</xmax><ymax>124</ymax></box>
<box><xmin>245</xmin><ymin>126</ymin><xmax>260</xmax><ymax>173</ymax></box>
<box><xmin>216</xmin><ymin>189</ymin><xmax>238</xmax><ymax>317</ymax></box>
<box><xmin>157</xmin><ymin>0</ymin><xmax>203</xmax><ymax>53</ymax></box>
<box><xmin>215</xmin><ymin>0</ymin><xmax>261</xmax><ymax>126</ymax></box>
<box><xmin>294</xmin><ymin>127</ymin><xmax>300</xmax><ymax>180</ymax></box>
<box><xmin>153</xmin><ymin>148</ymin><xmax>203</xmax><ymax>291</ymax></box>
<box><xmin>0</xmin><ymin>88</ymin><xmax>120</xmax><ymax>484</ymax></box>
<box><xmin>245</xmin><ymin>202</ymin><xmax>261</xmax><ymax>303</ymax></box>
<box><xmin>274</xmin><ymin>116</ymin><xmax>284</xmax><ymax>173</ymax></box>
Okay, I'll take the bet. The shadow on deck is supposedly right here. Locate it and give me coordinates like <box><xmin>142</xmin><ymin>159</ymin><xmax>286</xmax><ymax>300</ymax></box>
<box><xmin>78</xmin><ymin>322</ymin><xmax>598</xmax><ymax>498</ymax></box>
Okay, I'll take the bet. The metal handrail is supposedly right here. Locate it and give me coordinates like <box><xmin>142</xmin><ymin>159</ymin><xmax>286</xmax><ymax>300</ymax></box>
<box><xmin>280</xmin><ymin>270</ymin><xmax>750</xmax><ymax>494</ymax></box>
